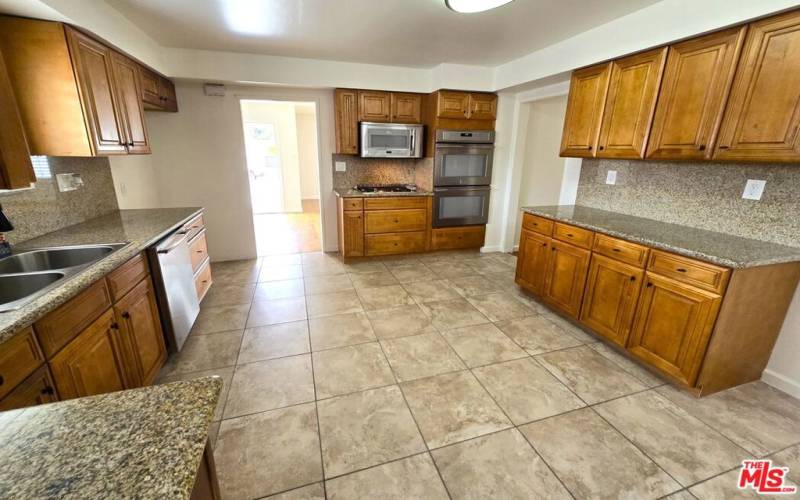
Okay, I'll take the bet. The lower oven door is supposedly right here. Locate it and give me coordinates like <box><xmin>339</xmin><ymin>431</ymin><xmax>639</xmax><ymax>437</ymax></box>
<box><xmin>432</xmin><ymin>186</ymin><xmax>491</xmax><ymax>227</ymax></box>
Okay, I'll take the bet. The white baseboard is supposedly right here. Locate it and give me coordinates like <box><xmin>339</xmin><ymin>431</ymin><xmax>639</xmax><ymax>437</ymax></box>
<box><xmin>761</xmin><ymin>369</ymin><xmax>800</xmax><ymax>399</ymax></box>
<box><xmin>512</xmin><ymin>244</ymin><xmax>519</xmax><ymax>252</ymax></box>
<box><xmin>481</xmin><ymin>245</ymin><xmax>503</xmax><ymax>253</ymax></box>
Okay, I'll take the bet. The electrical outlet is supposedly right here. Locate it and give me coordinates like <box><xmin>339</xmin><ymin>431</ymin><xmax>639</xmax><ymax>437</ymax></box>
<box><xmin>605</xmin><ymin>170</ymin><xmax>617</xmax><ymax>185</ymax></box>
<box><xmin>742</xmin><ymin>179</ymin><xmax>766</xmax><ymax>200</ymax></box>
<box><xmin>335</xmin><ymin>161</ymin><xmax>347</xmax><ymax>172</ymax></box>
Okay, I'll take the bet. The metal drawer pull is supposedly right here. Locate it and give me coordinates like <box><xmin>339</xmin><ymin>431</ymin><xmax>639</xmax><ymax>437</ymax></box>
<box><xmin>612</xmin><ymin>248</ymin><xmax>621</xmax><ymax>252</ymax></box>
<box><xmin>676</xmin><ymin>268</ymin><xmax>688</xmax><ymax>273</ymax></box>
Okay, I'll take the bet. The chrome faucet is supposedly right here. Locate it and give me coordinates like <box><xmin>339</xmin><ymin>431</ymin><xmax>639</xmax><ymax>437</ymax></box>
<box><xmin>0</xmin><ymin>203</ymin><xmax>13</xmax><ymax>258</ymax></box>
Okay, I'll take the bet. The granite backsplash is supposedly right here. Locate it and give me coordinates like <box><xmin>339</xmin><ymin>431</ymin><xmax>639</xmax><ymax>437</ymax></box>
<box><xmin>0</xmin><ymin>157</ymin><xmax>119</xmax><ymax>244</ymax></box>
<box><xmin>332</xmin><ymin>155</ymin><xmax>433</xmax><ymax>191</ymax></box>
<box><xmin>576</xmin><ymin>158</ymin><xmax>800</xmax><ymax>248</ymax></box>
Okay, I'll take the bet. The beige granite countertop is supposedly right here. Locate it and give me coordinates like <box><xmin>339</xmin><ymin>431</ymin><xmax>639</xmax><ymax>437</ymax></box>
<box><xmin>0</xmin><ymin>376</ymin><xmax>221</xmax><ymax>499</ymax></box>
<box><xmin>522</xmin><ymin>205</ymin><xmax>800</xmax><ymax>268</ymax></box>
<box><xmin>0</xmin><ymin>208</ymin><xmax>203</xmax><ymax>345</ymax></box>
<box><xmin>334</xmin><ymin>187</ymin><xmax>434</xmax><ymax>198</ymax></box>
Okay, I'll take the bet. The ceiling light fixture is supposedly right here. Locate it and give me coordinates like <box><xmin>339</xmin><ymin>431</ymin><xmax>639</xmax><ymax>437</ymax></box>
<box><xmin>445</xmin><ymin>0</ymin><xmax>514</xmax><ymax>13</ymax></box>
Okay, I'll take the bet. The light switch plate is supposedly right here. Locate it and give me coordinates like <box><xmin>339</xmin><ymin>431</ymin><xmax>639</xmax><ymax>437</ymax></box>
<box><xmin>605</xmin><ymin>170</ymin><xmax>617</xmax><ymax>185</ymax></box>
<box><xmin>335</xmin><ymin>161</ymin><xmax>347</xmax><ymax>172</ymax></box>
<box><xmin>742</xmin><ymin>179</ymin><xmax>766</xmax><ymax>200</ymax></box>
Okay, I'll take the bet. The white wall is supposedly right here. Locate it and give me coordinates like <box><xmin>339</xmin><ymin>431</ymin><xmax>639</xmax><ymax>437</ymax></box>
<box><xmin>140</xmin><ymin>82</ymin><xmax>335</xmax><ymax>262</ymax></box>
<box><xmin>512</xmin><ymin>95</ymin><xmax>570</xmax><ymax>246</ymax></box>
<box><xmin>764</xmin><ymin>289</ymin><xmax>800</xmax><ymax>398</ymax></box>
<box><xmin>296</xmin><ymin>111</ymin><xmax>320</xmax><ymax>200</ymax></box>
<box><xmin>108</xmin><ymin>155</ymin><xmax>161</xmax><ymax>209</ymax></box>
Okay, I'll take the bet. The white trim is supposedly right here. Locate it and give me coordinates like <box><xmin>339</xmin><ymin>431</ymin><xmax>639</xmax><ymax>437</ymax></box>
<box><xmin>481</xmin><ymin>245</ymin><xmax>504</xmax><ymax>253</ymax></box>
<box><xmin>516</xmin><ymin>81</ymin><xmax>570</xmax><ymax>103</ymax></box>
<box><xmin>761</xmin><ymin>369</ymin><xmax>800</xmax><ymax>399</ymax></box>
<box><xmin>498</xmin><ymin>98</ymin><xmax>529</xmax><ymax>253</ymax></box>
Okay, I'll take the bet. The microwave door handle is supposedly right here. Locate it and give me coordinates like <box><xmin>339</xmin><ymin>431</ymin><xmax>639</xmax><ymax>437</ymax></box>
<box><xmin>410</xmin><ymin>131</ymin><xmax>415</xmax><ymax>153</ymax></box>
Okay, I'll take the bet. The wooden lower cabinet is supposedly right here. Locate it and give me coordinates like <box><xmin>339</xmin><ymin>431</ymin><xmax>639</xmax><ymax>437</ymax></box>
<box><xmin>0</xmin><ymin>366</ymin><xmax>58</xmax><ymax>411</ymax></box>
<box><xmin>339</xmin><ymin>210</ymin><xmax>365</xmax><ymax>257</ymax></box>
<box><xmin>115</xmin><ymin>278</ymin><xmax>167</xmax><ymax>387</ymax></box>
<box><xmin>542</xmin><ymin>239</ymin><xmax>591</xmax><ymax>318</ymax></box>
<box><xmin>366</xmin><ymin>232</ymin><xmax>426</xmax><ymax>256</ymax></box>
<box><xmin>430</xmin><ymin>226</ymin><xmax>485</xmax><ymax>250</ymax></box>
<box><xmin>49</xmin><ymin>309</ymin><xmax>129</xmax><ymax>400</ymax></box>
<box><xmin>515</xmin><ymin>229</ymin><xmax>550</xmax><ymax>295</ymax></box>
<box><xmin>580</xmin><ymin>254</ymin><xmax>644</xmax><ymax>347</ymax></box>
<box><xmin>628</xmin><ymin>273</ymin><xmax>722</xmax><ymax>386</ymax></box>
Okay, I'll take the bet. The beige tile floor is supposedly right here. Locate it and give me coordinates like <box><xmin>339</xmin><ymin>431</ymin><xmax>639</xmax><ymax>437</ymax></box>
<box><xmin>158</xmin><ymin>250</ymin><xmax>800</xmax><ymax>500</ymax></box>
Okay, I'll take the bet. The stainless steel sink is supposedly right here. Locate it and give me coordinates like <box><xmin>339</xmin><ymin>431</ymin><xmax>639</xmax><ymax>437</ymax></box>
<box><xmin>0</xmin><ymin>243</ymin><xmax>129</xmax><ymax>312</ymax></box>
<box><xmin>0</xmin><ymin>245</ymin><xmax>123</xmax><ymax>274</ymax></box>
<box><xmin>0</xmin><ymin>272</ymin><xmax>65</xmax><ymax>310</ymax></box>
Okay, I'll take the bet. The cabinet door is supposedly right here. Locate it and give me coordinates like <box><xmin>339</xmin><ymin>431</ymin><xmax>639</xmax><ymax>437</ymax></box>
<box><xmin>65</xmin><ymin>28</ymin><xmax>127</xmax><ymax>155</ymax></box>
<box><xmin>115</xmin><ymin>278</ymin><xmax>167</xmax><ymax>387</ymax></box>
<box><xmin>139</xmin><ymin>66</ymin><xmax>162</xmax><ymax>108</ymax></box>
<box><xmin>0</xmin><ymin>48</ymin><xmax>34</xmax><ymax>189</ymax></box>
<box><xmin>628</xmin><ymin>273</ymin><xmax>722</xmax><ymax>386</ymax></box>
<box><xmin>542</xmin><ymin>239</ymin><xmax>591</xmax><ymax>318</ymax></box>
<box><xmin>111</xmin><ymin>52</ymin><xmax>150</xmax><ymax>154</ymax></box>
<box><xmin>158</xmin><ymin>76</ymin><xmax>178</xmax><ymax>112</ymax></box>
<box><xmin>469</xmin><ymin>93</ymin><xmax>497</xmax><ymax>120</ymax></box>
<box><xmin>647</xmin><ymin>27</ymin><xmax>746</xmax><ymax>160</ymax></box>
<box><xmin>390</xmin><ymin>93</ymin><xmax>422</xmax><ymax>123</ymax></box>
<box><xmin>436</xmin><ymin>91</ymin><xmax>470</xmax><ymax>119</ymax></box>
<box><xmin>340</xmin><ymin>210</ymin><xmax>364</xmax><ymax>257</ymax></box>
<box><xmin>515</xmin><ymin>229</ymin><xmax>550</xmax><ymax>296</ymax></box>
<box><xmin>715</xmin><ymin>11</ymin><xmax>800</xmax><ymax>162</ymax></box>
<box><xmin>0</xmin><ymin>366</ymin><xmax>58</xmax><ymax>411</ymax></box>
<box><xmin>580</xmin><ymin>254</ymin><xmax>644</xmax><ymax>347</ymax></box>
<box><xmin>334</xmin><ymin>89</ymin><xmax>358</xmax><ymax>154</ymax></box>
<box><xmin>358</xmin><ymin>90</ymin><xmax>391</xmax><ymax>122</ymax></box>
<box><xmin>49</xmin><ymin>309</ymin><xmax>129</xmax><ymax>400</ymax></box>
<box><xmin>560</xmin><ymin>62</ymin><xmax>611</xmax><ymax>157</ymax></box>
<box><xmin>596</xmin><ymin>47</ymin><xmax>667</xmax><ymax>159</ymax></box>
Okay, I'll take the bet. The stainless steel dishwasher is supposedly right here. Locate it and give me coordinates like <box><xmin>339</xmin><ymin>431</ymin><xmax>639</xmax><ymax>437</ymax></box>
<box><xmin>148</xmin><ymin>226</ymin><xmax>200</xmax><ymax>352</ymax></box>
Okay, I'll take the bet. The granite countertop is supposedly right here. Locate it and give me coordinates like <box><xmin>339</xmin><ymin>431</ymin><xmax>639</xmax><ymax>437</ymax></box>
<box><xmin>334</xmin><ymin>187</ymin><xmax>434</xmax><ymax>198</ymax></box>
<box><xmin>0</xmin><ymin>207</ymin><xmax>203</xmax><ymax>345</ymax></box>
<box><xmin>522</xmin><ymin>205</ymin><xmax>800</xmax><ymax>268</ymax></box>
<box><xmin>0</xmin><ymin>376</ymin><xmax>221</xmax><ymax>499</ymax></box>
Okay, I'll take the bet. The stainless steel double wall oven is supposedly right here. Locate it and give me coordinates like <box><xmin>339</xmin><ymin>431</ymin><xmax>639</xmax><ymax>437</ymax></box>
<box><xmin>432</xmin><ymin>129</ymin><xmax>494</xmax><ymax>227</ymax></box>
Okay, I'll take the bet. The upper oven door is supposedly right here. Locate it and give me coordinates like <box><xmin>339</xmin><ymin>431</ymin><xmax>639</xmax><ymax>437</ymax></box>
<box><xmin>434</xmin><ymin>144</ymin><xmax>494</xmax><ymax>186</ymax></box>
<box><xmin>432</xmin><ymin>186</ymin><xmax>491</xmax><ymax>228</ymax></box>
<box><xmin>360</xmin><ymin>122</ymin><xmax>423</xmax><ymax>158</ymax></box>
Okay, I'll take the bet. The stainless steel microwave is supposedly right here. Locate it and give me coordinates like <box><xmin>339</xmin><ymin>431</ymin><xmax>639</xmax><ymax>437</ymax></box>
<box><xmin>360</xmin><ymin>122</ymin><xmax>424</xmax><ymax>158</ymax></box>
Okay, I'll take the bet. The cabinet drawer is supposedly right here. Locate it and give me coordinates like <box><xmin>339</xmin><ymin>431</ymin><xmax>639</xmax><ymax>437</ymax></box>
<box><xmin>364</xmin><ymin>197</ymin><xmax>428</xmax><ymax>210</ymax></box>
<box><xmin>365</xmin><ymin>209</ymin><xmax>427</xmax><ymax>234</ymax></box>
<box><xmin>195</xmin><ymin>259</ymin><xmax>213</xmax><ymax>301</ymax></box>
<box><xmin>553</xmin><ymin>222</ymin><xmax>594</xmax><ymax>249</ymax></box>
<box><xmin>0</xmin><ymin>327</ymin><xmax>45</xmax><ymax>400</ymax></box>
<box><xmin>366</xmin><ymin>232</ymin><xmax>427</xmax><ymax>256</ymax></box>
<box><xmin>107</xmin><ymin>253</ymin><xmax>149</xmax><ymax>302</ymax></box>
<box><xmin>0</xmin><ymin>365</ymin><xmax>58</xmax><ymax>411</ymax></box>
<box><xmin>647</xmin><ymin>250</ymin><xmax>730</xmax><ymax>294</ymax></box>
<box><xmin>342</xmin><ymin>198</ymin><xmax>363</xmax><ymax>211</ymax></box>
<box><xmin>185</xmin><ymin>213</ymin><xmax>205</xmax><ymax>240</ymax></box>
<box><xmin>431</xmin><ymin>226</ymin><xmax>485</xmax><ymax>250</ymax></box>
<box><xmin>592</xmin><ymin>233</ymin><xmax>649</xmax><ymax>268</ymax></box>
<box><xmin>190</xmin><ymin>230</ymin><xmax>209</xmax><ymax>272</ymax></box>
<box><xmin>35</xmin><ymin>279</ymin><xmax>112</xmax><ymax>358</ymax></box>
<box><xmin>522</xmin><ymin>213</ymin><xmax>554</xmax><ymax>236</ymax></box>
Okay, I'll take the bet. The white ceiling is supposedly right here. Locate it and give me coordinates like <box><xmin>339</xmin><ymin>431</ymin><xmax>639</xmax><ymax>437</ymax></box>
<box><xmin>107</xmin><ymin>0</ymin><xmax>660</xmax><ymax>68</ymax></box>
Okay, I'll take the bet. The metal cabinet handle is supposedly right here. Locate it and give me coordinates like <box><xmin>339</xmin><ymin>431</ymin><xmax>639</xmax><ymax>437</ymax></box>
<box><xmin>612</xmin><ymin>248</ymin><xmax>621</xmax><ymax>252</ymax></box>
<box><xmin>598</xmin><ymin>146</ymin><xmax>605</xmax><ymax>151</ymax></box>
<box><xmin>41</xmin><ymin>386</ymin><xmax>55</xmax><ymax>395</ymax></box>
<box><xmin>0</xmin><ymin>375</ymin><xmax>4</xmax><ymax>386</ymax></box>
<box><xmin>110</xmin><ymin>322</ymin><xmax>119</xmax><ymax>330</ymax></box>
<box><xmin>698</xmin><ymin>144</ymin><xmax>706</xmax><ymax>151</ymax></box>
<box><xmin>646</xmin><ymin>282</ymin><xmax>653</xmax><ymax>288</ymax></box>
<box><xmin>122</xmin><ymin>311</ymin><xmax>131</xmax><ymax>319</ymax></box>
<box><xmin>676</xmin><ymin>268</ymin><xmax>687</xmax><ymax>273</ymax></box>
<box><xmin>630</xmin><ymin>276</ymin><xmax>636</xmax><ymax>282</ymax></box>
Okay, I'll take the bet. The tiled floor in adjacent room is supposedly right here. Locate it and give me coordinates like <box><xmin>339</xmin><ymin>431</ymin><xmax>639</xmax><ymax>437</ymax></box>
<box><xmin>158</xmin><ymin>250</ymin><xmax>800</xmax><ymax>500</ymax></box>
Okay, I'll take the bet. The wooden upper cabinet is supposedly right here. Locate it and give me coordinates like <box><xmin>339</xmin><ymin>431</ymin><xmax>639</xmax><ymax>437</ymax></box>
<box><xmin>65</xmin><ymin>27</ymin><xmax>128</xmax><ymax>155</ymax></box>
<box><xmin>597</xmin><ymin>47</ymin><xmax>667</xmax><ymax>159</ymax></box>
<box><xmin>628</xmin><ymin>273</ymin><xmax>722</xmax><ymax>386</ymax></box>
<box><xmin>436</xmin><ymin>91</ymin><xmax>471</xmax><ymax>119</ymax></box>
<box><xmin>140</xmin><ymin>66</ymin><xmax>178</xmax><ymax>112</ymax></box>
<box><xmin>469</xmin><ymin>93</ymin><xmax>497</xmax><ymax>120</ymax></box>
<box><xmin>542</xmin><ymin>239</ymin><xmax>591</xmax><ymax>318</ymax></box>
<box><xmin>560</xmin><ymin>62</ymin><xmax>611</xmax><ymax>157</ymax></box>
<box><xmin>515</xmin><ymin>229</ymin><xmax>550</xmax><ymax>296</ymax></box>
<box><xmin>0</xmin><ymin>48</ymin><xmax>34</xmax><ymax>189</ymax></box>
<box><xmin>647</xmin><ymin>27</ymin><xmax>747</xmax><ymax>160</ymax></box>
<box><xmin>49</xmin><ymin>309</ymin><xmax>129</xmax><ymax>400</ymax></box>
<box><xmin>390</xmin><ymin>93</ymin><xmax>422</xmax><ymax>123</ymax></box>
<box><xmin>111</xmin><ymin>52</ymin><xmax>150</xmax><ymax>154</ymax></box>
<box><xmin>114</xmin><ymin>278</ymin><xmax>166</xmax><ymax>387</ymax></box>
<box><xmin>335</xmin><ymin>89</ymin><xmax>358</xmax><ymax>154</ymax></box>
<box><xmin>358</xmin><ymin>90</ymin><xmax>391</xmax><ymax>122</ymax></box>
<box><xmin>715</xmin><ymin>10</ymin><xmax>800</xmax><ymax>162</ymax></box>
<box><xmin>580</xmin><ymin>254</ymin><xmax>643</xmax><ymax>347</ymax></box>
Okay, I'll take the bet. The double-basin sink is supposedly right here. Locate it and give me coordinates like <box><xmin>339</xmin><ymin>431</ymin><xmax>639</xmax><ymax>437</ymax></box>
<box><xmin>0</xmin><ymin>243</ymin><xmax>128</xmax><ymax>312</ymax></box>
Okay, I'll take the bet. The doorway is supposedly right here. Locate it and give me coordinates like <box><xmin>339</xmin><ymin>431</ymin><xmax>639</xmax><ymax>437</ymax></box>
<box><xmin>240</xmin><ymin>100</ymin><xmax>322</xmax><ymax>255</ymax></box>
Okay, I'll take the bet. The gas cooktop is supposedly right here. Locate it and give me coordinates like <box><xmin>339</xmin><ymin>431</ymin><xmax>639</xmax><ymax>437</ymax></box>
<box><xmin>355</xmin><ymin>184</ymin><xmax>418</xmax><ymax>193</ymax></box>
